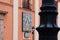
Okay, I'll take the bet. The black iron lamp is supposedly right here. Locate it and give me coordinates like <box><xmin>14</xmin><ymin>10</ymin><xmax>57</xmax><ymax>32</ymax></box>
<box><xmin>36</xmin><ymin>0</ymin><xmax>60</xmax><ymax>40</ymax></box>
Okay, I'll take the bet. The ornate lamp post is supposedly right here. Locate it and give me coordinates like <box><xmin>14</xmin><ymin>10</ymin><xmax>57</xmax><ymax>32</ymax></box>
<box><xmin>36</xmin><ymin>0</ymin><xmax>60</xmax><ymax>40</ymax></box>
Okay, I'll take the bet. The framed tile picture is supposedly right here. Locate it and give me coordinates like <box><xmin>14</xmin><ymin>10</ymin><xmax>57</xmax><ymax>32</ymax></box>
<box><xmin>22</xmin><ymin>12</ymin><xmax>32</xmax><ymax>32</ymax></box>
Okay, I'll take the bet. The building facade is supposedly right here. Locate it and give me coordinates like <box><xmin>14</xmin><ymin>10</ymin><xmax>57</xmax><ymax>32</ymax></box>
<box><xmin>0</xmin><ymin>0</ymin><xmax>13</xmax><ymax>40</ymax></box>
<box><xmin>0</xmin><ymin>0</ymin><xmax>35</xmax><ymax>40</ymax></box>
<box><xmin>19</xmin><ymin>0</ymin><xmax>35</xmax><ymax>40</ymax></box>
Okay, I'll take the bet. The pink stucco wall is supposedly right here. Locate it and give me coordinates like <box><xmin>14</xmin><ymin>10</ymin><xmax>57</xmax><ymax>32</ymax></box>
<box><xmin>19</xmin><ymin>0</ymin><xmax>35</xmax><ymax>40</ymax></box>
<box><xmin>0</xmin><ymin>0</ymin><xmax>13</xmax><ymax>40</ymax></box>
<box><xmin>0</xmin><ymin>0</ymin><xmax>35</xmax><ymax>40</ymax></box>
<box><xmin>18</xmin><ymin>8</ymin><xmax>35</xmax><ymax>40</ymax></box>
<box><xmin>0</xmin><ymin>0</ymin><xmax>11</xmax><ymax>4</ymax></box>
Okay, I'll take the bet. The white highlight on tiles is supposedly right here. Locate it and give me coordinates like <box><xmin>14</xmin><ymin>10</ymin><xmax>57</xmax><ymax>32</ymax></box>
<box><xmin>35</xmin><ymin>0</ymin><xmax>39</xmax><ymax>40</ymax></box>
<box><xmin>13</xmin><ymin>0</ymin><xmax>18</xmax><ymax>40</ymax></box>
<box><xmin>58</xmin><ymin>2</ymin><xmax>60</xmax><ymax>40</ymax></box>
